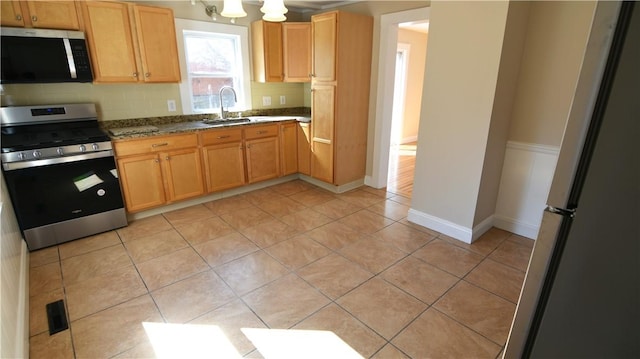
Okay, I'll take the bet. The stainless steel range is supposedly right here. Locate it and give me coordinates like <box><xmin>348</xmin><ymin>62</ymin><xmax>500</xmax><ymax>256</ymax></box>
<box><xmin>1</xmin><ymin>103</ymin><xmax>127</xmax><ymax>251</ymax></box>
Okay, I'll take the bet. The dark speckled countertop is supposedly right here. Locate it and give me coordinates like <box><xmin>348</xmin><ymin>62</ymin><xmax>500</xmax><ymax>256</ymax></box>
<box><xmin>101</xmin><ymin>107</ymin><xmax>311</xmax><ymax>140</ymax></box>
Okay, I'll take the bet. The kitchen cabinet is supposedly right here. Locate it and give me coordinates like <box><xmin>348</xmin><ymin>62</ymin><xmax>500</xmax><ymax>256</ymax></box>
<box><xmin>251</xmin><ymin>20</ymin><xmax>284</xmax><ymax>82</ymax></box>
<box><xmin>283</xmin><ymin>22</ymin><xmax>312</xmax><ymax>82</ymax></box>
<box><xmin>1</xmin><ymin>1</ymin><xmax>80</xmax><ymax>29</ymax></box>
<box><xmin>201</xmin><ymin>128</ymin><xmax>246</xmax><ymax>193</ymax></box>
<box><xmin>310</xmin><ymin>11</ymin><xmax>372</xmax><ymax>186</ymax></box>
<box><xmin>114</xmin><ymin>133</ymin><xmax>204</xmax><ymax>212</ymax></box>
<box><xmin>81</xmin><ymin>1</ymin><xmax>180</xmax><ymax>83</ymax></box>
<box><xmin>245</xmin><ymin>124</ymin><xmax>280</xmax><ymax>183</ymax></box>
<box><xmin>297</xmin><ymin>122</ymin><xmax>311</xmax><ymax>176</ymax></box>
<box><xmin>280</xmin><ymin>122</ymin><xmax>298</xmax><ymax>176</ymax></box>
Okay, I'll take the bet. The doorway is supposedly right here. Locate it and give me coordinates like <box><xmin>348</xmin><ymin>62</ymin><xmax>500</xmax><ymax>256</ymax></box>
<box><xmin>369</xmin><ymin>7</ymin><xmax>430</xmax><ymax>193</ymax></box>
<box><xmin>385</xmin><ymin>22</ymin><xmax>429</xmax><ymax>198</ymax></box>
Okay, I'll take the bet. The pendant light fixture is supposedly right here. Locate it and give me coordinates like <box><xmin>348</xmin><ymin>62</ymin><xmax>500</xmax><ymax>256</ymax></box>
<box><xmin>260</xmin><ymin>0</ymin><xmax>288</xmax><ymax>22</ymax></box>
<box><xmin>221</xmin><ymin>0</ymin><xmax>247</xmax><ymax>23</ymax></box>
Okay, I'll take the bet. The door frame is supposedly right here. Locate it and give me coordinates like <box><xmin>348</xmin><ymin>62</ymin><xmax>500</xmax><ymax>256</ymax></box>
<box><xmin>367</xmin><ymin>7</ymin><xmax>430</xmax><ymax>188</ymax></box>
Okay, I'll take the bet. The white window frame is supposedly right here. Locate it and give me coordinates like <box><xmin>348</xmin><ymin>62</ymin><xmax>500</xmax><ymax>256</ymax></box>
<box><xmin>174</xmin><ymin>18</ymin><xmax>252</xmax><ymax>114</ymax></box>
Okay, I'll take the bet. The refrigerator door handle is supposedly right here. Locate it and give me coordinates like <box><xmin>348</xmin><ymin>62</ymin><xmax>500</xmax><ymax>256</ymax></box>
<box><xmin>545</xmin><ymin>205</ymin><xmax>577</xmax><ymax>218</ymax></box>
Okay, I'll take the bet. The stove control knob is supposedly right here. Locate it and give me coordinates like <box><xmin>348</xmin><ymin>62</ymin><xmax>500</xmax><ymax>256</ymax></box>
<box><xmin>79</xmin><ymin>144</ymin><xmax>86</xmax><ymax>153</ymax></box>
<box><xmin>32</xmin><ymin>150</ymin><xmax>42</xmax><ymax>158</ymax></box>
<box><xmin>57</xmin><ymin>148</ymin><xmax>64</xmax><ymax>156</ymax></box>
<box><xmin>92</xmin><ymin>143</ymin><xmax>99</xmax><ymax>151</ymax></box>
<box><xmin>17</xmin><ymin>152</ymin><xmax>26</xmax><ymax>160</ymax></box>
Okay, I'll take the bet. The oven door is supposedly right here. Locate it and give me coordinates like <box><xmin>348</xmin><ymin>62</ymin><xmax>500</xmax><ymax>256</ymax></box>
<box><xmin>2</xmin><ymin>153</ymin><xmax>125</xmax><ymax>233</ymax></box>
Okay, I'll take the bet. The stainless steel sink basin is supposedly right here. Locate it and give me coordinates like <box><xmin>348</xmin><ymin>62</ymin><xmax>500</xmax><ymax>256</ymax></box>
<box><xmin>202</xmin><ymin>118</ymin><xmax>251</xmax><ymax>125</ymax></box>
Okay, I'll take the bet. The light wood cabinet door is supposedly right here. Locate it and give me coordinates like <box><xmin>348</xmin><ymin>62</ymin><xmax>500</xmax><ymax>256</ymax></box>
<box><xmin>202</xmin><ymin>142</ymin><xmax>246</xmax><ymax>193</ymax></box>
<box><xmin>117</xmin><ymin>154</ymin><xmax>166</xmax><ymax>212</ymax></box>
<box><xmin>25</xmin><ymin>1</ymin><xmax>79</xmax><ymax>30</ymax></box>
<box><xmin>311</xmin><ymin>12</ymin><xmax>336</xmax><ymax>82</ymax></box>
<box><xmin>310</xmin><ymin>84</ymin><xmax>335</xmax><ymax>183</ymax></box>
<box><xmin>280</xmin><ymin>122</ymin><xmax>298</xmax><ymax>176</ymax></box>
<box><xmin>246</xmin><ymin>136</ymin><xmax>280</xmax><ymax>183</ymax></box>
<box><xmin>133</xmin><ymin>5</ymin><xmax>181</xmax><ymax>83</ymax></box>
<box><xmin>161</xmin><ymin>148</ymin><xmax>205</xmax><ymax>202</ymax></box>
<box><xmin>1</xmin><ymin>1</ymin><xmax>25</xmax><ymax>27</ymax></box>
<box><xmin>251</xmin><ymin>20</ymin><xmax>284</xmax><ymax>82</ymax></box>
<box><xmin>297</xmin><ymin>123</ymin><xmax>311</xmax><ymax>176</ymax></box>
<box><xmin>283</xmin><ymin>22</ymin><xmax>311</xmax><ymax>82</ymax></box>
<box><xmin>82</xmin><ymin>1</ymin><xmax>139</xmax><ymax>83</ymax></box>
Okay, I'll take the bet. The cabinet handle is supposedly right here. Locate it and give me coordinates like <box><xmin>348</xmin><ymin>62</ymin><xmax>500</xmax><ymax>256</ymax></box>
<box><xmin>31</xmin><ymin>15</ymin><xmax>37</xmax><ymax>22</ymax></box>
<box><xmin>151</xmin><ymin>142</ymin><xmax>168</xmax><ymax>148</ymax></box>
<box><xmin>256</xmin><ymin>130</ymin><xmax>268</xmax><ymax>135</ymax></box>
<box><xmin>133</xmin><ymin>72</ymin><xmax>138</xmax><ymax>78</ymax></box>
<box><xmin>16</xmin><ymin>14</ymin><xmax>22</xmax><ymax>20</ymax></box>
<box><xmin>145</xmin><ymin>73</ymin><xmax>151</xmax><ymax>78</ymax></box>
<box><xmin>165</xmin><ymin>156</ymin><xmax>170</xmax><ymax>160</ymax></box>
<box><xmin>216</xmin><ymin>135</ymin><xmax>230</xmax><ymax>139</ymax></box>
<box><xmin>309</xmin><ymin>73</ymin><xmax>315</xmax><ymax>77</ymax></box>
<box><xmin>247</xmin><ymin>144</ymin><xmax>251</xmax><ymax>149</ymax></box>
<box><xmin>154</xmin><ymin>159</ymin><xmax>159</xmax><ymax>163</ymax></box>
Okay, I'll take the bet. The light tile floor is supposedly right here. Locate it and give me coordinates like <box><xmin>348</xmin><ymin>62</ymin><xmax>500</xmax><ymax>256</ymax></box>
<box><xmin>29</xmin><ymin>180</ymin><xmax>533</xmax><ymax>358</ymax></box>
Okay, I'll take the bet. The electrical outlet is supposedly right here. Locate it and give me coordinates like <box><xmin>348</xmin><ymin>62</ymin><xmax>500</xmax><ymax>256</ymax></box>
<box><xmin>263</xmin><ymin>96</ymin><xmax>272</xmax><ymax>106</ymax></box>
<box><xmin>167</xmin><ymin>100</ymin><xmax>176</xmax><ymax>112</ymax></box>
<box><xmin>280</xmin><ymin>95</ymin><xmax>286</xmax><ymax>105</ymax></box>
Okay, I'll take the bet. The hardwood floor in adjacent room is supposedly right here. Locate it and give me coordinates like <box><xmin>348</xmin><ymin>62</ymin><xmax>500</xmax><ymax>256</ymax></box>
<box><xmin>387</xmin><ymin>143</ymin><xmax>416</xmax><ymax>198</ymax></box>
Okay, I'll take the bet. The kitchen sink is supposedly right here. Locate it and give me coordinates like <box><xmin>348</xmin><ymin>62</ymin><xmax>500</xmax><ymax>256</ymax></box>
<box><xmin>202</xmin><ymin>118</ymin><xmax>251</xmax><ymax>125</ymax></box>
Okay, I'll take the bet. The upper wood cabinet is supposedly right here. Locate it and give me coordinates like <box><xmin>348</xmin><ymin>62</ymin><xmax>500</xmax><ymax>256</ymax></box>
<box><xmin>310</xmin><ymin>11</ymin><xmax>373</xmax><ymax>186</ymax></box>
<box><xmin>252</xmin><ymin>20</ymin><xmax>311</xmax><ymax>83</ymax></box>
<box><xmin>1</xmin><ymin>1</ymin><xmax>25</xmax><ymax>27</ymax></box>
<box><xmin>283</xmin><ymin>22</ymin><xmax>311</xmax><ymax>82</ymax></box>
<box><xmin>311</xmin><ymin>12</ymin><xmax>337</xmax><ymax>83</ymax></box>
<box><xmin>81</xmin><ymin>1</ymin><xmax>181</xmax><ymax>83</ymax></box>
<box><xmin>252</xmin><ymin>20</ymin><xmax>284</xmax><ymax>82</ymax></box>
<box><xmin>1</xmin><ymin>1</ymin><xmax>80</xmax><ymax>29</ymax></box>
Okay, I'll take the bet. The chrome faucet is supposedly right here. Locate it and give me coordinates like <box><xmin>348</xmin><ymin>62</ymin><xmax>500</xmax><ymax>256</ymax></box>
<box><xmin>219</xmin><ymin>86</ymin><xmax>237</xmax><ymax>119</ymax></box>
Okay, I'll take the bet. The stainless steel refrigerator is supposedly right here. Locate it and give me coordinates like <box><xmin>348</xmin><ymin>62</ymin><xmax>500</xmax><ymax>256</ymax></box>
<box><xmin>504</xmin><ymin>1</ymin><xmax>639</xmax><ymax>357</ymax></box>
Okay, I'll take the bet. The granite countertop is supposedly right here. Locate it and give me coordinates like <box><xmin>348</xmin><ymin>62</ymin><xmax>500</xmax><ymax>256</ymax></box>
<box><xmin>101</xmin><ymin>107</ymin><xmax>311</xmax><ymax>140</ymax></box>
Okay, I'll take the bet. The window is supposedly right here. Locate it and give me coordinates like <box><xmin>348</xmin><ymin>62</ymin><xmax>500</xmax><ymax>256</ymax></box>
<box><xmin>174</xmin><ymin>19</ymin><xmax>251</xmax><ymax>114</ymax></box>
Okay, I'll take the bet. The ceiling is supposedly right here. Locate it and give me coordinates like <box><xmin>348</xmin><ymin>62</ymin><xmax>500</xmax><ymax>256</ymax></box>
<box><xmin>245</xmin><ymin>1</ymin><xmax>361</xmax><ymax>13</ymax></box>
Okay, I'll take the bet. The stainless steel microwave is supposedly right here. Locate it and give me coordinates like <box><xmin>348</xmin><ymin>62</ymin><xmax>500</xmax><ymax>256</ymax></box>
<box><xmin>0</xmin><ymin>27</ymin><xmax>93</xmax><ymax>84</ymax></box>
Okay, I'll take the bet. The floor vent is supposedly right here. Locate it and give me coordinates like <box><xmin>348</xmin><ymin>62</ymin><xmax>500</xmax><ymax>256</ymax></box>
<box><xmin>46</xmin><ymin>300</ymin><xmax>69</xmax><ymax>335</ymax></box>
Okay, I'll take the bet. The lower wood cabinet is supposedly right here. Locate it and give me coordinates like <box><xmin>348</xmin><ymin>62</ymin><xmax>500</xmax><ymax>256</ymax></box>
<box><xmin>114</xmin><ymin>133</ymin><xmax>205</xmax><ymax>212</ymax></box>
<box><xmin>201</xmin><ymin>128</ymin><xmax>246</xmax><ymax>193</ymax></box>
<box><xmin>245</xmin><ymin>124</ymin><xmax>280</xmax><ymax>183</ymax></box>
<box><xmin>114</xmin><ymin>122</ymin><xmax>298</xmax><ymax>212</ymax></box>
<box><xmin>297</xmin><ymin>122</ymin><xmax>311</xmax><ymax>175</ymax></box>
<box><xmin>280</xmin><ymin>122</ymin><xmax>298</xmax><ymax>176</ymax></box>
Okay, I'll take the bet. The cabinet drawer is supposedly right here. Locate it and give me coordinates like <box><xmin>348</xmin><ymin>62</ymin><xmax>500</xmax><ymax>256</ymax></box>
<box><xmin>245</xmin><ymin>124</ymin><xmax>279</xmax><ymax>140</ymax></box>
<box><xmin>200</xmin><ymin>128</ymin><xmax>243</xmax><ymax>146</ymax></box>
<box><xmin>114</xmin><ymin>133</ymin><xmax>198</xmax><ymax>157</ymax></box>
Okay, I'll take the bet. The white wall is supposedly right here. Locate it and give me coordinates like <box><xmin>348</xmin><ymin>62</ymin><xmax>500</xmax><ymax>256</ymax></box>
<box><xmin>408</xmin><ymin>1</ymin><xmax>510</xmax><ymax>243</ymax></box>
<box><xmin>494</xmin><ymin>1</ymin><xmax>599</xmax><ymax>239</ymax></box>
<box><xmin>0</xmin><ymin>175</ymin><xmax>29</xmax><ymax>358</ymax></box>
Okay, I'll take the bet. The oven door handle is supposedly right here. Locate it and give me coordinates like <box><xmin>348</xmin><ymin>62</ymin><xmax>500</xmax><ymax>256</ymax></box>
<box><xmin>2</xmin><ymin>150</ymin><xmax>115</xmax><ymax>171</ymax></box>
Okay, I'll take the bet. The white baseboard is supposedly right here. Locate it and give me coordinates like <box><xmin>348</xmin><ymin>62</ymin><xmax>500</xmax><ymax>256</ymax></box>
<box><xmin>401</xmin><ymin>135</ymin><xmax>418</xmax><ymax>144</ymax></box>
<box><xmin>493</xmin><ymin>215</ymin><xmax>539</xmax><ymax>240</ymax></box>
<box><xmin>472</xmin><ymin>215</ymin><xmax>495</xmax><ymax>242</ymax></box>
<box><xmin>407</xmin><ymin>209</ymin><xmax>473</xmax><ymax>244</ymax></box>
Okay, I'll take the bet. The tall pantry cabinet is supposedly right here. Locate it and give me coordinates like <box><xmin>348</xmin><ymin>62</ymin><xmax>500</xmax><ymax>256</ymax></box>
<box><xmin>310</xmin><ymin>11</ymin><xmax>373</xmax><ymax>186</ymax></box>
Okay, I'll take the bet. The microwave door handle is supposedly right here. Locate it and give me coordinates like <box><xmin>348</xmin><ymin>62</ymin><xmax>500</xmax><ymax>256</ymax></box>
<box><xmin>62</xmin><ymin>38</ymin><xmax>77</xmax><ymax>79</ymax></box>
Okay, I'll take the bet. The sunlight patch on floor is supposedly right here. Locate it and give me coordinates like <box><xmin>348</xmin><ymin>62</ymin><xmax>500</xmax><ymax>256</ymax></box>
<box><xmin>143</xmin><ymin>322</ymin><xmax>242</xmax><ymax>358</ymax></box>
<box><xmin>242</xmin><ymin>328</ymin><xmax>363</xmax><ymax>359</ymax></box>
<box><xmin>143</xmin><ymin>322</ymin><xmax>363</xmax><ymax>358</ymax></box>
